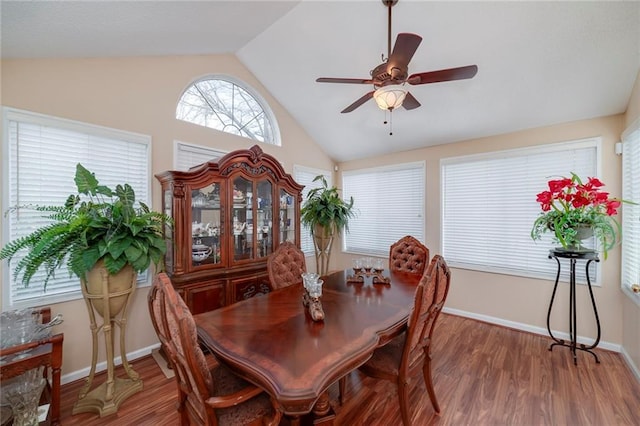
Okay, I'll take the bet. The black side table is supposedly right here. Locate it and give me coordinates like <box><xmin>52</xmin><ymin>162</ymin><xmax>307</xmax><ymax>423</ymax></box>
<box><xmin>546</xmin><ymin>249</ymin><xmax>601</xmax><ymax>365</ymax></box>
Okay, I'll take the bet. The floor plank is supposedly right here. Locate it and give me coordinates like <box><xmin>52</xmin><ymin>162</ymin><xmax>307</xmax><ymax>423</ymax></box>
<box><xmin>59</xmin><ymin>313</ymin><xmax>640</xmax><ymax>425</ymax></box>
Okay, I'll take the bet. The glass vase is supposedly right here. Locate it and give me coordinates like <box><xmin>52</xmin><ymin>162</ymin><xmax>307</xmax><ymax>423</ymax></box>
<box><xmin>4</xmin><ymin>367</ymin><xmax>46</xmax><ymax>426</ymax></box>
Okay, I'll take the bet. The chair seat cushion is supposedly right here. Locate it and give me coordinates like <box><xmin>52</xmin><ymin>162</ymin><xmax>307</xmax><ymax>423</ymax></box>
<box><xmin>363</xmin><ymin>332</ymin><xmax>406</xmax><ymax>376</ymax></box>
<box><xmin>213</xmin><ymin>362</ymin><xmax>277</xmax><ymax>424</ymax></box>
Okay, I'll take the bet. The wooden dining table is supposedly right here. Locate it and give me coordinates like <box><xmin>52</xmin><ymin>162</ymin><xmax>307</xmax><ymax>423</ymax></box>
<box><xmin>194</xmin><ymin>268</ymin><xmax>421</xmax><ymax>424</ymax></box>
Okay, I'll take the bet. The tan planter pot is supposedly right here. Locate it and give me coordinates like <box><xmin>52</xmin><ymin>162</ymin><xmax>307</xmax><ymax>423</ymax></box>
<box><xmin>83</xmin><ymin>260</ymin><xmax>136</xmax><ymax>319</ymax></box>
<box><xmin>312</xmin><ymin>224</ymin><xmax>335</xmax><ymax>276</ymax></box>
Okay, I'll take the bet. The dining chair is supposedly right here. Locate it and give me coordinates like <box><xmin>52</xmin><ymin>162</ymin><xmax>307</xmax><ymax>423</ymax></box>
<box><xmin>389</xmin><ymin>235</ymin><xmax>430</xmax><ymax>275</ymax></box>
<box><xmin>151</xmin><ymin>272</ymin><xmax>282</xmax><ymax>426</ymax></box>
<box><xmin>356</xmin><ymin>255</ymin><xmax>451</xmax><ymax>425</ymax></box>
<box><xmin>267</xmin><ymin>241</ymin><xmax>307</xmax><ymax>290</ymax></box>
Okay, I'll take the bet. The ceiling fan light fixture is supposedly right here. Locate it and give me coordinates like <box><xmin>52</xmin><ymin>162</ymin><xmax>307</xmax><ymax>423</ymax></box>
<box><xmin>373</xmin><ymin>84</ymin><xmax>407</xmax><ymax>110</ymax></box>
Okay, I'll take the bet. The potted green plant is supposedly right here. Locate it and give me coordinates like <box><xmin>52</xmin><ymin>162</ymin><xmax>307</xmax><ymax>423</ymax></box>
<box><xmin>301</xmin><ymin>175</ymin><xmax>355</xmax><ymax>275</ymax></box>
<box><xmin>0</xmin><ymin>163</ymin><xmax>171</xmax><ymax>415</ymax></box>
<box><xmin>530</xmin><ymin>172</ymin><xmax>633</xmax><ymax>259</ymax></box>
<box><xmin>0</xmin><ymin>163</ymin><xmax>170</xmax><ymax>291</ymax></box>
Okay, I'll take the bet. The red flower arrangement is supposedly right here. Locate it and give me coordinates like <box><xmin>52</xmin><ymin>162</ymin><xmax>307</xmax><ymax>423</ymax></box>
<box><xmin>531</xmin><ymin>172</ymin><xmax>627</xmax><ymax>259</ymax></box>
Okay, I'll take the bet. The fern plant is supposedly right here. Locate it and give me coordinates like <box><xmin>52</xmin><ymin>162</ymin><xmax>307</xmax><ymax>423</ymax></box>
<box><xmin>0</xmin><ymin>163</ymin><xmax>171</xmax><ymax>289</ymax></box>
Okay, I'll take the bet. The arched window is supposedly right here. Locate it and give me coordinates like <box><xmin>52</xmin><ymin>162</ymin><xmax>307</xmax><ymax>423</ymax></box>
<box><xmin>176</xmin><ymin>76</ymin><xmax>280</xmax><ymax>145</ymax></box>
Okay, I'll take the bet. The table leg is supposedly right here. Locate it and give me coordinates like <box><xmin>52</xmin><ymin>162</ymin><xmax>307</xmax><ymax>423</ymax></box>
<box><xmin>310</xmin><ymin>391</ymin><xmax>336</xmax><ymax>425</ymax></box>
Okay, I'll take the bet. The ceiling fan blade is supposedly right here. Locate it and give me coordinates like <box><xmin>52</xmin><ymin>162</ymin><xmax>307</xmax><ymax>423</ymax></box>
<box><xmin>341</xmin><ymin>91</ymin><xmax>375</xmax><ymax>113</ymax></box>
<box><xmin>316</xmin><ymin>77</ymin><xmax>375</xmax><ymax>85</ymax></box>
<box><xmin>388</xmin><ymin>33</ymin><xmax>423</xmax><ymax>70</ymax></box>
<box><xmin>402</xmin><ymin>92</ymin><xmax>421</xmax><ymax>110</ymax></box>
<box><xmin>407</xmin><ymin>65</ymin><xmax>478</xmax><ymax>85</ymax></box>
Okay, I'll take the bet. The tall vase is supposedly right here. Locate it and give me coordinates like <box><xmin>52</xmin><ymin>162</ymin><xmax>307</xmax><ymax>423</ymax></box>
<box><xmin>312</xmin><ymin>224</ymin><xmax>334</xmax><ymax>276</ymax></box>
<box><xmin>5</xmin><ymin>368</ymin><xmax>46</xmax><ymax>426</ymax></box>
<box><xmin>72</xmin><ymin>260</ymin><xmax>143</xmax><ymax>417</ymax></box>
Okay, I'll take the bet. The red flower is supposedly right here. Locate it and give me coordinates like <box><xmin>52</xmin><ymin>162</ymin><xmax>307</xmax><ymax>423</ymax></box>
<box><xmin>606</xmin><ymin>200</ymin><xmax>621</xmax><ymax>216</ymax></box>
<box><xmin>536</xmin><ymin>191</ymin><xmax>553</xmax><ymax>211</ymax></box>
<box><xmin>548</xmin><ymin>178</ymin><xmax>572</xmax><ymax>194</ymax></box>
<box><xmin>571</xmin><ymin>192</ymin><xmax>590</xmax><ymax>208</ymax></box>
<box><xmin>587</xmin><ymin>177</ymin><xmax>604</xmax><ymax>188</ymax></box>
<box><xmin>594</xmin><ymin>191</ymin><xmax>610</xmax><ymax>204</ymax></box>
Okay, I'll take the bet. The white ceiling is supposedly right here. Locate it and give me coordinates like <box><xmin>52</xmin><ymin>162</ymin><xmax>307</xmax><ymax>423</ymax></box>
<box><xmin>2</xmin><ymin>1</ymin><xmax>639</xmax><ymax>162</ymax></box>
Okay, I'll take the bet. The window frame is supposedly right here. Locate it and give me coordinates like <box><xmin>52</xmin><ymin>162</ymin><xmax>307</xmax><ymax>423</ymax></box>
<box><xmin>176</xmin><ymin>74</ymin><xmax>281</xmax><ymax>146</ymax></box>
<box><xmin>342</xmin><ymin>161</ymin><xmax>426</xmax><ymax>257</ymax></box>
<box><xmin>621</xmin><ymin>117</ymin><xmax>640</xmax><ymax>306</ymax></box>
<box><xmin>2</xmin><ymin>107</ymin><xmax>152</xmax><ymax>310</ymax></box>
<box><xmin>440</xmin><ymin>137</ymin><xmax>602</xmax><ymax>284</ymax></box>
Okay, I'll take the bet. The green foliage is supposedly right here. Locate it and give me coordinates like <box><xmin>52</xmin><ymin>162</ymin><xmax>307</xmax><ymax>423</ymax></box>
<box><xmin>300</xmin><ymin>175</ymin><xmax>356</xmax><ymax>236</ymax></box>
<box><xmin>0</xmin><ymin>164</ymin><xmax>172</xmax><ymax>289</ymax></box>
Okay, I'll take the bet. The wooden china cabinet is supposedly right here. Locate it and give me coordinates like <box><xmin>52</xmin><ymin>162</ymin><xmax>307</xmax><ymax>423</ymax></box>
<box><xmin>155</xmin><ymin>145</ymin><xmax>303</xmax><ymax>314</ymax></box>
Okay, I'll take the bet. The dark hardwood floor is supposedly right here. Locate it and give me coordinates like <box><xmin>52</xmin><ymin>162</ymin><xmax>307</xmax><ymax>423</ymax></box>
<box><xmin>60</xmin><ymin>313</ymin><xmax>640</xmax><ymax>425</ymax></box>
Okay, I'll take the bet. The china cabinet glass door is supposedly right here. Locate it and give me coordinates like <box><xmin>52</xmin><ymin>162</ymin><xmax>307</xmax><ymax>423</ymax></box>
<box><xmin>256</xmin><ymin>180</ymin><xmax>273</xmax><ymax>258</ymax></box>
<box><xmin>232</xmin><ymin>177</ymin><xmax>274</xmax><ymax>263</ymax></box>
<box><xmin>191</xmin><ymin>182</ymin><xmax>222</xmax><ymax>268</ymax></box>
<box><xmin>163</xmin><ymin>189</ymin><xmax>174</xmax><ymax>273</ymax></box>
<box><xmin>279</xmin><ymin>189</ymin><xmax>296</xmax><ymax>244</ymax></box>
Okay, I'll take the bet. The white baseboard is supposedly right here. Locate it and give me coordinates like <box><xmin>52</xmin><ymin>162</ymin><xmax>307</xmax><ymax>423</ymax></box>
<box><xmin>61</xmin><ymin>343</ymin><xmax>160</xmax><ymax>386</ymax></box>
<box><xmin>620</xmin><ymin>345</ymin><xmax>640</xmax><ymax>383</ymax></box>
<box><xmin>442</xmin><ymin>307</ymin><xmax>621</xmax><ymax>352</ymax></box>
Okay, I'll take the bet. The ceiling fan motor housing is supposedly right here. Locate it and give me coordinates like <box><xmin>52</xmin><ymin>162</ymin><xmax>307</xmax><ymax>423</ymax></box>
<box><xmin>371</xmin><ymin>62</ymin><xmax>408</xmax><ymax>87</ymax></box>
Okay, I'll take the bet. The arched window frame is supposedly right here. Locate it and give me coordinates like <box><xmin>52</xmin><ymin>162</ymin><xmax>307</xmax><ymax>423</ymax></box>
<box><xmin>176</xmin><ymin>74</ymin><xmax>281</xmax><ymax>146</ymax></box>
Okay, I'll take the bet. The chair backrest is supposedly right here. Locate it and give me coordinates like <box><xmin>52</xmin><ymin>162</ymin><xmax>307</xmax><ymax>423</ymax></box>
<box><xmin>148</xmin><ymin>275</ymin><xmax>172</xmax><ymax>361</ymax></box>
<box><xmin>401</xmin><ymin>255</ymin><xmax>451</xmax><ymax>373</ymax></box>
<box><xmin>389</xmin><ymin>235</ymin><xmax>430</xmax><ymax>275</ymax></box>
<box><xmin>267</xmin><ymin>241</ymin><xmax>307</xmax><ymax>290</ymax></box>
<box><xmin>155</xmin><ymin>273</ymin><xmax>216</xmax><ymax>425</ymax></box>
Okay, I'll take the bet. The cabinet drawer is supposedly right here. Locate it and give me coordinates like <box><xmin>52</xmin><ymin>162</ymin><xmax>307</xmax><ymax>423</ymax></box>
<box><xmin>230</xmin><ymin>274</ymin><xmax>270</xmax><ymax>304</ymax></box>
<box><xmin>185</xmin><ymin>282</ymin><xmax>225</xmax><ymax>315</ymax></box>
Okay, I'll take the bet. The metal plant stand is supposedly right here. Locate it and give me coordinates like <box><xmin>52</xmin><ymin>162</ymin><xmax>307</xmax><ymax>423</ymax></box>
<box><xmin>546</xmin><ymin>249</ymin><xmax>601</xmax><ymax>365</ymax></box>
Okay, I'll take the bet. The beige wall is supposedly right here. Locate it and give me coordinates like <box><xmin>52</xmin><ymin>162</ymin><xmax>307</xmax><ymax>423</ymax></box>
<box><xmin>622</xmin><ymin>69</ymin><xmax>640</xmax><ymax>374</ymax></box>
<box><xmin>0</xmin><ymin>55</ymin><xmax>334</xmax><ymax>378</ymax></box>
<box><xmin>336</xmin><ymin>114</ymin><xmax>629</xmax><ymax>353</ymax></box>
<box><xmin>1</xmin><ymin>54</ymin><xmax>638</xmax><ymax>381</ymax></box>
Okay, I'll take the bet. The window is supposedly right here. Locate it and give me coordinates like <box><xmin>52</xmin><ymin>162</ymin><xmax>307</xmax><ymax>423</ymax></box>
<box><xmin>621</xmin><ymin>119</ymin><xmax>640</xmax><ymax>303</ymax></box>
<box><xmin>2</xmin><ymin>108</ymin><xmax>151</xmax><ymax>309</ymax></box>
<box><xmin>176</xmin><ymin>76</ymin><xmax>280</xmax><ymax>146</ymax></box>
<box><xmin>293</xmin><ymin>165</ymin><xmax>332</xmax><ymax>255</ymax></box>
<box><xmin>342</xmin><ymin>162</ymin><xmax>425</xmax><ymax>256</ymax></box>
<box><xmin>441</xmin><ymin>138</ymin><xmax>599</xmax><ymax>282</ymax></box>
<box><xmin>174</xmin><ymin>141</ymin><xmax>227</xmax><ymax>171</ymax></box>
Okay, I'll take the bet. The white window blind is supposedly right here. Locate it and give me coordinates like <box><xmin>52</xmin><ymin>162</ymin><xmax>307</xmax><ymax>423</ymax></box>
<box><xmin>294</xmin><ymin>166</ymin><xmax>332</xmax><ymax>255</ymax></box>
<box><xmin>621</xmin><ymin>120</ymin><xmax>640</xmax><ymax>301</ymax></box>
<box><xmin>2</xmin><ymin>108</ymin><xmax>151</xmax><ymax>309</ymax></box>
<box><xmin>174</xmin><ymin>141</ymin><xmax>227</xmax><ymax>171</ymax></box>
<box><xmin>343</xmin><ymin>162</ymin><xmax>425</xmax><ymax>256</ymax></box>
<box><xmin>441</xmin><ymin>138</ymin><xmax>599</xmax><ymax>282</ymax></box>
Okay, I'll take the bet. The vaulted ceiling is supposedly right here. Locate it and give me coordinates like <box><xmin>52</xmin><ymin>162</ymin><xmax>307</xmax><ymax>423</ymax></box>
<box><xmin>2</xmin><ymin>1</ymin><xmax>639</xmax><ymax>162</ymax></box>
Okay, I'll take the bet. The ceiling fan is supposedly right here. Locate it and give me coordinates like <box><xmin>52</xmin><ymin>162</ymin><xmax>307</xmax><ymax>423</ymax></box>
<box><xmin>316</xmin><ymin>0</ymin><xmax>478</xmax><ymax>114</ymax></box>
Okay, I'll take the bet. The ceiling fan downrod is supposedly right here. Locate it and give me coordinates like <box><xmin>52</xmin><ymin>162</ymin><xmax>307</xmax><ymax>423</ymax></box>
<box><xmin>383</xmin><ymin>0</ymin><xmax>399</xmax><ymax>61</ymax></box>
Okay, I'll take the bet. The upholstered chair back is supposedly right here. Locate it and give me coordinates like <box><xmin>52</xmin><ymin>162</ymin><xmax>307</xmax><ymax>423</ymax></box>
<box><xmin>267</xmin><ymin>241</ymin><xmax>307</xmax><ymax>290</ymax></box>
<box><xmin>389</xmin><ymin>235</ymin><xmax>429</xmax><ymax>275</ymax></box>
